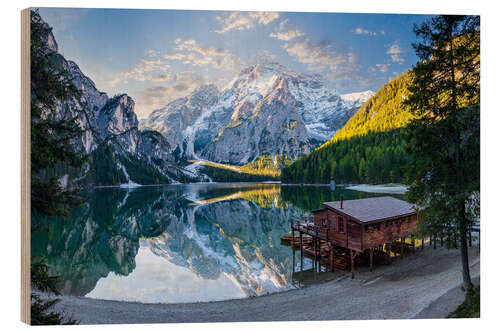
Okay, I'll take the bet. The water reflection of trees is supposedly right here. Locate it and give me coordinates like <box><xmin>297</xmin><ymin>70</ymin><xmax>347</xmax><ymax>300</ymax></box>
<box><xmin>31</xmin><ymin>184</ymin><xmax>397</xmax><ymax>301</ymax></box>
<box><xmin>280</xmin><ymin>185</ymin><xmax>384</xmax><ymax>211</ymax></box>
<box><xmin>31</xmin><ymin>185</ymin><xmax>304</xmax><ymax>298</ymax></box>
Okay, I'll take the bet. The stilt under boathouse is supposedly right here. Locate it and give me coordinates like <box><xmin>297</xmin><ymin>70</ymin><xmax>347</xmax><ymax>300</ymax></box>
<box><xmin>288</xmin><ymin>196</ymin><xmax>418</xmax><ymax>278</ymax></box>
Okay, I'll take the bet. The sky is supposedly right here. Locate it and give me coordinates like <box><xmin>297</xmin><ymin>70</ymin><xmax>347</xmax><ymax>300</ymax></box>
<box><xmin>38</xmin><ymin>8</ymin><xmax>434</xmax><ymax>119</ymax></box>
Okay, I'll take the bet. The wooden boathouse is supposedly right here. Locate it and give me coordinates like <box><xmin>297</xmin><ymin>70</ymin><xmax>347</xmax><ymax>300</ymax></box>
<box><xmin>289</xmin><ymin>196</ymin><xmax>418</xmax><ymax>277</ymax></box>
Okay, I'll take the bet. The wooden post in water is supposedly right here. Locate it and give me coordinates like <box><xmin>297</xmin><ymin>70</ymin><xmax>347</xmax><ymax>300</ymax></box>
<box><xmin>329</xmin><ymin>242</ymin><xmax>334</xmax><ymax>272</ymax></box>
<box><xmin>315</xmin><ymin>238</ymin><xmax>319</xmax><ymax>272</ymax></box>
<box><xmin>401</xmin><ymin>237</ymin><xmax>405</xmax><ymax>257</ymax></box>
<box><xmin>387</xmin><ymin>243</ymin><xmax>392</xmax><ymax>263</ymax></box>
<box><xmin>411</xmin><ymin>236</ymin><xmax>415</xmax><ymax>254</ymax></box>
<box><xmin>369</xmin><ymin>248</ymin><xmax>374</xmax><ymax>272</ymax></box>
<box><xmin>350</xmin><ymin>249</ymin><xmax>355</xmax><ymax>279</ymax></box>
<box><xmin>299</xmin><ymin>231</ymin><xmax>303</xmax><ymax>270</ymax></box>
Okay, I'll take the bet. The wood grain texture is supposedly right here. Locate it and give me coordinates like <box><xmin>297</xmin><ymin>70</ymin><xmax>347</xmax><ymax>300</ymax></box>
<box><xmin>21</xmin><ymin>7</ymin><xmax>31</xmax><ymax>325</ymax></box>
<box><xmin>313</xmin><ymin>205</ymin><xmax>418</xmax><ymax>252</ymax></box>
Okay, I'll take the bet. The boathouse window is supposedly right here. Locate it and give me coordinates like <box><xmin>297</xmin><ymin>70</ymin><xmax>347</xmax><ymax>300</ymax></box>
<box><xmin>338</xmin><ymin>217</ymin><xmax>344</xmax><ymax>233</ymax></box>
<box><xmin>364</xmin><ymin>225</ymin><xmax>369</xmax><ymax>232</ymax></box>
<box><xmin>321</xmin><ymin>218</ymin><xmax>327</xmax><ymax>228</ymax></box>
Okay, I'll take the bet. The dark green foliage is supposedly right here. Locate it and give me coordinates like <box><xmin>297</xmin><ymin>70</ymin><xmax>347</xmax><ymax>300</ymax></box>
<box><xmin>281</xmin><ymin>129</ymin><xmax>410</xmax><ymax>184</ymax></box>
<box><xmin>30</xmin><ymin>10</ymin><xmax>86</xmax><ymax>217</ymax></box>
<box><xmin>447</xmin><ymin>286</ymin><xmax>480</xmax><ymax>318</ymax></box>
<box><xmin>119</xmin><ymin>154</ymin><xmax>171</xmax><ymax>185</ymax></box>
<box><xmin>30</xmin><ymin>259</ymin><xmax>78</xmax><ymax>325</ymax></box>
<box><xmin>31</xmin><ymin>295</ymin><xmax>78</xmax><ymax>325</ymax></box>
<box><xmin>404</xmin><ymin>15</ymin><xmax>480</xmax><ymax>289</ymax></box>
<box><xmin>31</xmin><ymin>258</ymin><xmax>60</xmax><ymax>294</ymax></box>
<box><xmin>280</xmin><ymin>186</ymin><xmax>399</xmax><ymax>212</ymax></box>
<box><xmin>30</xmin><ymin>10</ymin><xmax>86</xmax><ymax>324</ymax></box>
<box><xmin>89</xmin><ymin>144</ymin><xmax>127</xmax><ymax>186</ymax></box>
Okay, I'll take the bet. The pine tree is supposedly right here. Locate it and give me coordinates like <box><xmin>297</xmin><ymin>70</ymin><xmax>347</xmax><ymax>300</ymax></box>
<box><xmin>30</xmin><ymin>10</ymin><xmax>88</xmax><ymax>325</ymax></box>
<box><xmin>404</xmin><ymin>15</ymin><xmax>480</xmax><ymax>289</ymax></box>
<box><xmin>30</xmin><ymin>10</ymin><xmax>87</xmax><ymax>220</ymax></box>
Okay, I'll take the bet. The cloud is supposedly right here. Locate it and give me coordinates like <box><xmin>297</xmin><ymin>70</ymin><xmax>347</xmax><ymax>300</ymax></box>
<box><xmin>269</xmin><ymin>19</ymin><xmax>304</xmax><ymax>41</ymax></box>
<box><xmin>121</xmin><ymin>57</ymin><xmax>171</xmax><ymax>82</ymax></box>
<box><xmin>107</xmin><ymin>76</ymin><xmax>121</xmax><ymax>87</ymax></box>
<box><xmin>387</xmin><ymin>42</ymin><xmax>404</xmax><ymax>63</ymax></box>
<box><xmin>269</xmin><ymin>30</ymin><xmax>304</xmax><ymax>41</ymax></box>
<box><xmin>146</xmin><ymin>50</ymin><xmax>158</xmax><ymax>57</ymax></box>
<box><xmin>164</xmin><ymin>53</ymin><xmax>185</xmax><ymax>60</ymax></box>
<box><xmin>174</xmin><ymin>38</ymin><xmax>243</xmax><ymax>71</ymax></box>
<box><xmin>215</xmin><ymin>11</ymin><xmax>279</xmax><ymax>34</ymax></box>
<box><xmin>283</xmin><ymin>38</ymin><xmax>357</xmax><ymax>77</ymax></box>
<box><xmin>354</xmin><ymin>27</ymin><xmax>377</xmax><ymax>36</ymax></box>
<box><xmin>252</xmin><ymin>50</ymin><xmax>277</xmax><ymax>64</ymax></box>
<box><xmin>135</xmin><ymin>71</ymin><xmax>208</xmax><ymax>118</ymax></box>
<box><xmin>376</xmin><ymin>63</ymin><xmax>390</xmax><ymax>73</ymax></box>
<box><xmin>112</xmin><ymin>39</ymin><xmax>244</xmax><ymax>88</ymax></box>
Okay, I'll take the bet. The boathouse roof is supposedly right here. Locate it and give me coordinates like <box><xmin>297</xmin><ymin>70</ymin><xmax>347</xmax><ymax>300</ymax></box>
<box><xmin>322</xmin><ymin>196</ymin><xmax>416</xmax><ymax>223</ymax></box>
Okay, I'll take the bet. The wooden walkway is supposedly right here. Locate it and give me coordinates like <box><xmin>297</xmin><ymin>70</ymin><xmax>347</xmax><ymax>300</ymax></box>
<box><xmin>286</xmin><ymin>220</ymin><xmax>416</xmax><ymax>277</ymax></box>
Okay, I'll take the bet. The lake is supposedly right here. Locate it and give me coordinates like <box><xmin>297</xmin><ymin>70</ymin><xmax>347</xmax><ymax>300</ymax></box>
<box><xmin>31</xmin><ymin>183</ymin><xmax>399</xmax><ymax>304</ymax></box>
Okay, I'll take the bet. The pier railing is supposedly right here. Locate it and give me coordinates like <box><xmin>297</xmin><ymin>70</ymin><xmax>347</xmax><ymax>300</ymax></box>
<box><xmin>291</xmin><ymin>220</ymin><xmax>330</xmax><ymax>242</ymax></box>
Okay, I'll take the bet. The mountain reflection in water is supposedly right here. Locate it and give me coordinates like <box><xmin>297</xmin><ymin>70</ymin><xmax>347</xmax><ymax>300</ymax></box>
<box><xmin>31</xmin><ymin>183</ymin><xmax>391</xmax><ymax>303</ymax></box>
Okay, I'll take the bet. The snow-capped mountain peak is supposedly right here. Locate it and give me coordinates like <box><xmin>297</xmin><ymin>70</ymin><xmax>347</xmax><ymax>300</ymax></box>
<box><xmin>142</xmin><ymin>62</ymin><xmax>373</xmax><ymax>165</ymax></box>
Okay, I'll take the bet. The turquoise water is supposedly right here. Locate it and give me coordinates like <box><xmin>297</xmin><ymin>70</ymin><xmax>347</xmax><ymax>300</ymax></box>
<box><xmin>31</xmin><ymin>183</ymin><xmax>396</xmax><ymax>303</ymax></box>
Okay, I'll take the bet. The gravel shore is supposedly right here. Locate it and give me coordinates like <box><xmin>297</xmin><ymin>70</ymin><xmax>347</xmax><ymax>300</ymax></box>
<box><xmin>48</xmin><ymin>244</ymin><xmax>480</xmax><ymax>324</ymax></box>
<box><xmin>345</xmin><ymin>184</ymin><xmax>408</xmax><ymax>194</ymax></box>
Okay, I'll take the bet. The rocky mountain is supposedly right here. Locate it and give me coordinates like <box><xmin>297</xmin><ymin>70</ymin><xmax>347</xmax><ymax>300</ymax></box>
<box><xmin>142</xmin><ymin>62</ymin><xmax>373</xmax><ymax>165</ymax></box>
<box><xmin>35</xmin><ymin>12</ymin><xmax>201</xmax><ymax>186</ymax></box>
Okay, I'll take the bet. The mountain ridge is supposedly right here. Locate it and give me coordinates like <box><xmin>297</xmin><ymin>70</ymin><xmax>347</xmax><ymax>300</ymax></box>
<box><xmin>142</xmin><ymin>62</ymin><xmax>374</xmax><ymax>165</ymax></box>
<box><xmin>34</xmin><ymin>12</ymin><xmax>203</xmax><ymax>186</ymax></box>
<box><xmin>281</xmin><ymin>71</ymin><xmax>414</xmax><ymax>184</ymax></box>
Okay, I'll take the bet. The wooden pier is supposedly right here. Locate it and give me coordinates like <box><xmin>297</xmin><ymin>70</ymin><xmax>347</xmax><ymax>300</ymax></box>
<box><xmin>285</xmin><ymin>196</ymin><xmax>419</xmax><ymax>277</ymax></box>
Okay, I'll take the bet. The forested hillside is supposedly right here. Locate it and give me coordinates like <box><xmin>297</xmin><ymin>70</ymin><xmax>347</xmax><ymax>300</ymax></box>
<box><xmin>280</xmin><ymin>129</ymin><xmax>409</xmax><ymax>184</ymax></box>
<box><xmin>330</xmin><ymin>72</ymin><xmax>413</xmax><ymax>143</ymax></box>
<box><xmin>281</xmin><ymin>72</ymin><xmax>414</xmax><ymax>184</ymax></box>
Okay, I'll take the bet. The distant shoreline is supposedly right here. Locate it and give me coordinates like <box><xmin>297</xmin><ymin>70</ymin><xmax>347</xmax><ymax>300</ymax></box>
<box><xmin>93</xmin><ymin>182</ymin><xmax>407</xmax><ymax>195</ymax></box>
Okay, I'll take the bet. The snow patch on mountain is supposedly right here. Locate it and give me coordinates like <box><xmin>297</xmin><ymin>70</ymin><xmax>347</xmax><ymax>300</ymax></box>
<box><xmin>143</xmin><ymin>62</ymin><xmax>374</xmax><ymax>164</ymax></box>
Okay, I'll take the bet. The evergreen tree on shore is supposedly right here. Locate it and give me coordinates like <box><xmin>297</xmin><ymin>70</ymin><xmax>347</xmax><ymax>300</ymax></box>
<box><xmin>30</xmin><ymin>9</ymin><xmax>85</xmax><ymax>324</ymax></box>
<box><xmin>404</xmin><ymin>15</ymin><xmax>480</xmax><ymax>289</ymax></box>
<box><xmin>30</xmin><ymin>10</ymin><xmax>87</xmax><ymax>219</ymax></box>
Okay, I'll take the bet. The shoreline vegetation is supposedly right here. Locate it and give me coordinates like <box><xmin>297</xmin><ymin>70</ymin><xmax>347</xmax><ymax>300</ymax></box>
<box><xmin>44</xmin><ymin>244</ymin><xmax>479</xmax><ymax>324</ymax></box>
<box><xmin>94</xmin><ymin>182</ymin><xmax>408</xmax><ymax>195</ymax></box>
